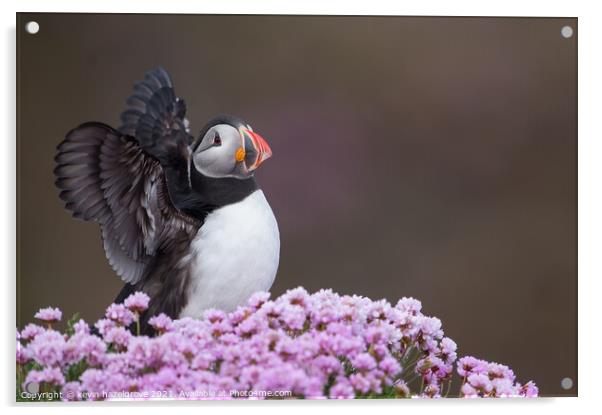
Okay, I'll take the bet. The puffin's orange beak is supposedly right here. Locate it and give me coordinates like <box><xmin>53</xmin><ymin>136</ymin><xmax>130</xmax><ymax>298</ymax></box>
<box><xmin>241</xmin><ymin>128</ymin><xmax>272</xmax><ymax>171</ymax></box>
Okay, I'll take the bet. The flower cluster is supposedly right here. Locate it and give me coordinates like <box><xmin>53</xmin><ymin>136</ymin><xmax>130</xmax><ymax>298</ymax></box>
<box><xmin>457</xmin><ymin>356</ymin><xmax>538</xmax><ymax>398</ymax></box>
<box><xmin>16</xmin><ymin>288</ymin><xmax>537</xmax><ymax>401</ymax></box>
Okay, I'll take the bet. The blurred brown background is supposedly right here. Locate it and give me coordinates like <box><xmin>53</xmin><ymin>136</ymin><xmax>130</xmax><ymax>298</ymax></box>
<box><xmin>16</xmin><ymin>14</ymin><xmax>577</xmax><ymax>396</ymax></box>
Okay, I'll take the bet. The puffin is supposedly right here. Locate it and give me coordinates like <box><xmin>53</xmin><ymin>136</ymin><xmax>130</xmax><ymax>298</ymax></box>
<box><xmin>54</xmin><ymin>67</ymin><xmax>280</xmax><ymax>333</ymax></box>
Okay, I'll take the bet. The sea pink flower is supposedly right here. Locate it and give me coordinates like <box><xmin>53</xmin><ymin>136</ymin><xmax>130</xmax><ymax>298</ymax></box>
<box><xmin>329</xmin><ymin>377</ymin><xmax>355</xmax><ymax>399</ymax></box>
<box><xmin>61</xmin><ymin>381</ymin><xmax>82</xmax><ymax>401</ymax></box>
<box><xmin>281</xmin><ymin>287</ymin><xmax>311</xmax><ymax>308</ymax></box>
<box><xmin>72</xmin><ymin>319</ymin><xmax>90</xmax><ymax>335</ymax></box>
<box><xmin>27</xmin><ymin>330</ymin><xmax>65</xmax><ymax>367</ymax></box>
<box><xmin>349</xmin><ymin>372</ymin><xmax>382</xmax><ymax>394</ymax></box>
<box><xmin>396</xmin><ymin>297</ymin><xmax>422</xmax><ymax>315</ymax></box>
<box><xmin>104</xmin><ymin>327</ymin><xmax>132</xmax><ymax>348</ymax></box>
<box><xmin>79</xmin><ymin>369</ymin><xmax>109</xmax><ymax>400</ymax></box>
<box><xmin>149</xmin><ymin>313</ymin><xmax>174</xmax><ymax>333</ymax></box>
<box><xmin>379</xmin><ymin>356</ymin><xmax>401</xmax><ymax>377</ymax></box>
<box><xmin>351</xmin><ymin>353</ymin><xmax>377</xmax><ymax>372</ymax></box>
<box><xmin>467</xmin><ymin>373</ymin><xmax>493</xmax><ymax>394</ymax></box>
<box><xmin>461</xmin><ymin>382</ymin><xmax>479</xmax><ymax>397</ymax></box>
<box><xmin>439</xmin><ymin>337</ymin><xmax>457</xmax><ymax>364</ymax></box>
<box><xmin>520</xmin><ymin>381</ymin><xmax>539</xmax><ymax>398</ymax></box>
<box><xmin>491</xmin><ymin>377</ymin><xmax>517</xmax><ymax>397</ymax></box>
<box><xmin>487</xmin><ymin>362</ymin><xmax>515</xmax><ymax>382</ymax></box>
<box><xmin>123</xmin><ymin>292</ymin><xmax>150</xmax><ymax>313</ymax></box>
<box><xmin>457</xmin><ymin>356</ymin><xmax>485</xmax><ymax>377</ymax></box>
<box><xmin>94</xmin><ymin>318</ymin><xmax>116</xmax><ymax>337</ymax></box>
<box><xmin>105</xmin><ymin>304</ymin><xmax>135</xmax><ymax>326</ymax></box>
<box><xmin>64</xmin><ymin>332</ymin><xmax>107</xmax><ymax>366</ymax></box>
<box><xmin>247</xmin><ymin>291</ymin><xmax>270</xmax><ymax>309</ymax></box>
<box><xmin>16</xmin><ymin>341</ymin><xmax>31</xmax><ymax>364</ymax></box>
<box><xmin>20</xmin><ymin>323</ymin><xmax>45</xmax><ymax>341</ymax></box>
<box><xmin>34</xmin><ymin>307</ymin><xmax>62</xmax><ymax>323</ymax></box>
<box><xmin>24</xmin><ymin>367</ymin><xmax>65</xmax><ymax>387</ymax></box>
<box><xmin>16</xmin><ymin>289</ymin><xmax>538</xmax><ymax>400</ymax></box>
<box><xmin>422</xmin><ymin>382</ymin><xmax>441</xmax><ymax>398</ymax></box>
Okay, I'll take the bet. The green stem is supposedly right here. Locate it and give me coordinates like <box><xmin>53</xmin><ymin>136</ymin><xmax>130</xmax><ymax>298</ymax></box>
<box><xmin>406</xmin><ymin>373</ymin><xmax>421</xmax><ymax>386</ymax></box>
<box><xmin>400</xmin><ymin>357</ymin><xmax>421</xmax><ymax>377</ymax></box>
<box><xmin>400</xmin><ymin>345</ymin><xmax>414</xmax><ymax>362</ymax></box>
<box><xmin>458</xmin><ymin>376</ymin><xmax>466</xmax><ymax>398</ymax></box>
<box><xmin>16</xmin><ymin>363</ymin><xmax>23</xmax><ymax>393</ymax></box>
<box><xmin>135</xmin><ymin>313</ymin><xmax>140</xmax><ymax>336</ymax></box>
<box><xmin>444</xmin><ymin>379</ymin><xmax>452</xmax><ymax>397</ymax></box>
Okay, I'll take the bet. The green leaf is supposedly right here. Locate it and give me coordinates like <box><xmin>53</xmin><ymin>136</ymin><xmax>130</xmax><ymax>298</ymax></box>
<box><xmin>66</xmin><ymin>359</ymin><xmax>88</xmax><ymax>382</ymax></box>
<box><xmin>65</xmin><ymin>312</ymin><xmax>82</xmax><ymax>337</ymax></box>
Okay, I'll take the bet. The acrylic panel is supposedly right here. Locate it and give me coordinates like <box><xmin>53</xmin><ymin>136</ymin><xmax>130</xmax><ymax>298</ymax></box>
<box><xmin>16</xmin><ymin>13</ymin><xmax>577</xmax><ymax>400</ymax></box>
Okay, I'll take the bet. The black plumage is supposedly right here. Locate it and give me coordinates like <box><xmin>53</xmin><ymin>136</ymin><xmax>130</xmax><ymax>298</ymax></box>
<box><xmin>55</xmin><ymin>69</ymin><xmax>199</xmax><ymax>332</ymax></box>
<box><xmin>54</xmin><ymin>67</ymin><xmax>263</xmax><ymax>334</ymax></box>
<box><xmin>55</xmin><ymin>122</ymin><xmax>200</xmax><ymax>332</ymax></box>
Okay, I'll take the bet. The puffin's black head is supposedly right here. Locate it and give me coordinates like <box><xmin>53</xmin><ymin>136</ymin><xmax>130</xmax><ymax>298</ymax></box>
<box><xmin>192</xmin><ymin>114</ymin><xmax>272</xmax><ymax>180</ymax></box>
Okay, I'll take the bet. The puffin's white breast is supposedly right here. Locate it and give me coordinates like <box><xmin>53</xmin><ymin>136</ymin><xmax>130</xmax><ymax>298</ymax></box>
<box><xmin>179</xmin><ymin>190</ymin><xmax>280</xmax><ymax>318</ymax></box>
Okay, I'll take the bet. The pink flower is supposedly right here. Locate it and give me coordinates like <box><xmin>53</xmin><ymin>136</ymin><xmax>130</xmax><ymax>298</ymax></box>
<box><xmin>461</xmin><ymin>382</ymin><xmax>478</xmax><ymax>397</ymax></box>
<box><xmin>17</xmin><ymin>288</ymin><xmax>538</xmax><ymax>400</ymax></box>
<box><xmin>457</xmin><ymin>356</ymin><xmax>486</xmax><ymax>377</ymax></box>
<box><xmin>281</xmin><ymin>287</ymin><xmax>311</xmax><ymax>308</ymax></box>
<box><xmin>104</xmin><ymin>327</ymin><xmax>132</xmax><ymax>348</ymax></box>
<box><xmin>105</xmin><ymin>304</ymin><xmax>135</xmax><ymax>326</ymax></box>
<box><xmin>27</xmin><ymin>330</ymin><xmax>65</xmax><ymax>367</ymax></box>
<box><xmin>20</xmin><ymin>323</ymin><xmax>45</xmax><ymax>341</ymax></box>
<box><xmin>61</xmin><ymin>381</ymin><xmax>82</xmax><ymax>401</ymax></box>
<box><xmin>64</xmin><ymin>332</ymin><xmax>107</xmax><ymax>366</ymax></box>
<box><xmin>396</xmin><ymin>297</ymin><xmax>422</xmax><ymax>314</ymax></box>
<box><xmin>123</xmin><ymin>292</ymin><xmax>150</xmax><ymax>313</ymax></box>
<box><xmin>520</xmin><ymin>381</ymin><xmax>539</xmax><ymax>398</ymax></box>
<box><xmin>72</xmin><ymin>319</ymin><xmax>90</xmax><ymax>335</ymax></box>
<box><xmin>16</xmin><ymin>341</ymin><xmax>31</xmax><ymax>364</ymax></box>
<box><xmin>379</xmin><ymin>356</ymin><xmax>401</xmax><ymax>377</ymax></box>
<box><xmin>312</xmin><ymin>354</ymin><xmax>342</xmax><ymax>376</ymax></box>
<box><xmin>349</xmin><ymin>372</ymin><xmax>382</xmax><ymax>394</ymax></box>
<box><xmin>422</xmin><ymin>382</ymin><xmax>441</xmax><ymax>398</ymax></box>
<box><xmin>351</xmin><ymin>353</ymin><xmax>377</xmax><ymax>372</ymax></box>
<box><xmin>34</xmin><ymin>307</ymin><xmax>62</xmax><ymax>323</ymax></box>
<box><xmin>439</xmin><ymin>337</ymin><xmax>457</xmax><ymax>364</ymax></box>
<box><xmin>247</xmin><ymin>291</ymin><xmax>271</xmax><ymax>309</ymax></box>
<box><xmin>329</xmin><ymin>377</ymin><xmax>355</xmax><ymax>399</ymax></box>
<box><xmin>491</xmin><ymin>377</ymin><xmax>517</xmax><ymax>397</ymax></box>
<box><xmin>79</xmin><ymin>369</ymin><xmax>109</xmax><ymax>399</ymax></box>
<box><xmin>24</xmin><ymin>367</ymin><xmax>65</xmax><ymax>387</ymax></box>
<box><xmin>149</xmin><ymin>313</ymin><xmax>173</xmax><ymax>333</ymax></box>
<box><xmin>487</xmin><ymin>362</ymin><xmax>515</xmax><ymax>382</ymax></box>
<box><xmin>467</xmin><ymin>373</ymin><xmax>493</xmax><ymax>394</ymax></box>
<box><xmin>94</xmin><ymin>318</ymin><xmax>116</xmax><ymax>337</ymax></box>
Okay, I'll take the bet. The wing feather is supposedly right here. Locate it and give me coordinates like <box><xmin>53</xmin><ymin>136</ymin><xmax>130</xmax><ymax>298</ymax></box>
<box><xmin>55</xmin><ymin>122</ymin><xmax>200</xmax><ymax>284</ymax></box>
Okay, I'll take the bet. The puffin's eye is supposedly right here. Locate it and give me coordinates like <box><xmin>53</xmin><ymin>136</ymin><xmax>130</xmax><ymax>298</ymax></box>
<box><xmin>213</xmin><ymin>134</ymin><xmax>221</xmax><ymax>146</ymax></box>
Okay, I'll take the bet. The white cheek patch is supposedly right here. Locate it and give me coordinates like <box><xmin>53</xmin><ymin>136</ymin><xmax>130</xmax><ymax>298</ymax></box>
<box><xmin>192</xmin><ymin>124</ymin><xmax>255</xmax><ymax>179</ymax></box>
<box><xmin>193</xmin><ymin>151</ymin><xmax>220</xmax><ymax>178</ymax></box>
<box><xmin>193</xmin><ymin>146</ymin><xmax>237</xmax><ymax>179</ymax></box>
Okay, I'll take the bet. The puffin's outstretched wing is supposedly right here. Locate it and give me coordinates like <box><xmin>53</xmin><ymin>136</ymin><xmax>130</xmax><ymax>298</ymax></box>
<box><xmin>55</xmin><ymin>123</ymin><xmax>199</xmax><ymax>284</ymax></box>
<box><xmin>54</xmin><ymin>68</ymin><xmax>200</xmax><ymax>285</ymax></box>
<box><xmin>119</xmin><ymin>67</ymin><xmax>191</xmax><ymax>145</ymax></box>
